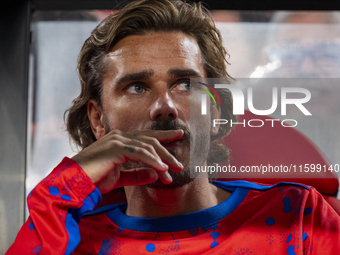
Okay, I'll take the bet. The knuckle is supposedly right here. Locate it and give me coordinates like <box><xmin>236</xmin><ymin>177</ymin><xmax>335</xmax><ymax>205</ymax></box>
<box><xmin>134</xmin><ymin>146</ymin><xmax>141</xmax><ymax>153</ymax></box>
<box><xmin>139</xmin><ymin>148</ymin><xmax>152</xmax><ymax>157</ymax></box>
<box><xmin>109</xmin><ymin>140</ymin><xmax>121</xmax><ymax>148</ymax></box>
<box><xmin>148</xmin><ymin>137</ymin><xmax>159</xmax><ymax>145</ymax></box>
<box><xmin>143</xmin><ymin>143</ymin><xmax>154</xmax><ymax>151</ymax></box>
<box><xmin>111</xmin><ymin>130</ymin><xmax>122</xmax><ymax>135</ymax></box>
<box><xmin>110</xmin><ymin>134</ymin><xmax>120</xmax><ymax>140</ymax></box>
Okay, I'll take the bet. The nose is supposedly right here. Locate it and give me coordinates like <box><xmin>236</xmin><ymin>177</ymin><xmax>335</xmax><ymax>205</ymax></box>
<box><xmin>150</xmin><ymin>89</ymin><xmax>179</xmax><ymax>121</ymax></box>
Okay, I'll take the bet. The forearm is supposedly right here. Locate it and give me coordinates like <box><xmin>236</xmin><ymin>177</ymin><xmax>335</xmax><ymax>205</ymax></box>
<box><xmin>6</xmin><ymin>157</ymin><xmax>102</xmax><ymax>255</ymax></box>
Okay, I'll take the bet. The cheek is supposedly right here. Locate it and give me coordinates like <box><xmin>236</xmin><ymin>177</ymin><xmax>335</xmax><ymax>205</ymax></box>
<box><xmin>112</xmin><ymin>115</ymin><xmax>136</xmax><ymax>131</ymax></box>
<box><xmin>104</xmin><ymin>101</ymin><xmax>147</xmax><ymax>131</ymax></box>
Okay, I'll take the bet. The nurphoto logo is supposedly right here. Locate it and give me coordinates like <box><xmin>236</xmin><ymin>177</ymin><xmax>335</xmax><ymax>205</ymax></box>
<box><xmin>197</xmin><ymin>80</ymin><xmax>312</xmax><ymax>128</ymax></box>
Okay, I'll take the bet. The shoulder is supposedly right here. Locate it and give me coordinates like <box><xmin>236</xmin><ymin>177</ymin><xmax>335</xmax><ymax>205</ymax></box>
<box><xmin>213</xmin><ymin>180</ymin><xmax>323</xmax><ymax>216</ymax></box>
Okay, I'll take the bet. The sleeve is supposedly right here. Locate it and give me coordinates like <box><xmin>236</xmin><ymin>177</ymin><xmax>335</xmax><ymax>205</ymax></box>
<box><xmin>303</xmin><ymin>187</ymin><xmax>340</xmax><ymax>254</ymax></box>
<box><xmin>5</xmin><ymin>157</ymin><xmax>102</xmax><ymax>255</ymax></box>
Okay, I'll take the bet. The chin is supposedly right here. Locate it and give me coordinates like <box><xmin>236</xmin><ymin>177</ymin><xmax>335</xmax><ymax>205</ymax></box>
<box><xmin>145</xmin><ymin>170</ymin><xmax>194</xmax><ymax>190</ymax></box>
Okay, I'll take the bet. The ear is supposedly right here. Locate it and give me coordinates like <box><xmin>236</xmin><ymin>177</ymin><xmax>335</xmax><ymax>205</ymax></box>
<box><xmin>87</xmin><ymin>99</ymin><xmax>106</xmax><ymax>140</ymax></box>
<box><xmin>211</xmin><ymin>102</ymin><xmax>221</xmax><ymax>136</ymax></box>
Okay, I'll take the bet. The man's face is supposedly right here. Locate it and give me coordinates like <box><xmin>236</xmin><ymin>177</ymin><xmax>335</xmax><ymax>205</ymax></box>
<box><xmin>99</xmin><ymin>32</ymin><xmax>217</xmax><ymax>188</ymax></box>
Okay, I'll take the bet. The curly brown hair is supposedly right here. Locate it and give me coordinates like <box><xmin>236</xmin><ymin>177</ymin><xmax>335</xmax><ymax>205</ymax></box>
<box><xmin>65</xmin><ymin>0</ymin><xmax>236</xmax><ymax>164</ymax></box>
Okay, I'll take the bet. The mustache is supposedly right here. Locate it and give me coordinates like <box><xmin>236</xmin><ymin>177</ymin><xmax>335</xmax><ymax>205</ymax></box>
<box><xmin>149</xmin><ymin>120</ymin><xmax>190</xmax><ymax>142</ymax></box>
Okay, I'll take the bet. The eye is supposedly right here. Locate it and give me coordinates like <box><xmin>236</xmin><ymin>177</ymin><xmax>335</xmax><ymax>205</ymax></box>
<box><xmin>126</xmin><ymin>83</ymin><xmax>145</xmax><ymax>94</ymax></box>
<box><xmin>174</xmin><ymin>80</ymin><xmax>192</xmax><ymax>91</ymax></box>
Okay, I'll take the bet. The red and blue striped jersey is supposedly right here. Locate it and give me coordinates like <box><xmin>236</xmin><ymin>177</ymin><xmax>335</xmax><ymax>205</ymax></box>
<box><xmin>6</xmin><ymin>158</ymin><xmax>340</xmax><ymax>254</ymax></box>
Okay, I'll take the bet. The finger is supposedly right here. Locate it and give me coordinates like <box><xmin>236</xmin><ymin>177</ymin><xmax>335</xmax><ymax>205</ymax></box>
<box><xmin>118</xmin><ymin>135</ymin><xmax>183</xmax><ymax>172</ymax></box>
<box><xmin>157</xmin><ymin>170</ymin><xmax>173</xmax><ymax>184</ymax></box>
<box><xmin>113</xmin><ymin>137</ymin><xmax>171</xmax><ymax>173</ymax></box>
<box><xmin>136</xmin><ymin>136</ymin><xmax>183</xmax><ymax>172</ymax></box>
<box><xmin>116</xmin><ymin>168</ymin><xmax>159</xmax><ymax>188</ymax></box>
<box><xmin>108</xmin><ymin>130</ymin><xmax>183</xmax><ymax>172</ymax></box>
<box><xmin>119</xmin><ymin>138</ymin><xmax>175</xmax><ymax>181</ymax></box>
<box><xmin>130</xmin><ymin>129</ymin><xmax>184</xmax><ymax>143</ymax></box>
<box><xmin>118</xmin><ymin>168</ymin><xmax>172</xmax><ymax>187</ymax></box>
<box><xmin>114</xmin><ymin>135</ymin><xmax>158</xmax><ymax>158</ymax></box>
<box><xmin>120</xmin><ymin>143</ymin><xmax>169</xmax><ymax>172</ymax></box>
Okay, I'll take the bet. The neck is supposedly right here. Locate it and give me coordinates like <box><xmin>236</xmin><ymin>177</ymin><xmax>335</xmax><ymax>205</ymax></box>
<box><xmin>124</xmin><ymin>178</ymin><xmax>231</xmax><ymax>218</ymax></box>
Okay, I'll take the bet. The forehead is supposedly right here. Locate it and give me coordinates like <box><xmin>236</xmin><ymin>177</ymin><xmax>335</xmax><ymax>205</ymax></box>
<box><xmin>105</xmin><ymin>32</ymin><xmax>204</xmax><ymax>77</ymax></box>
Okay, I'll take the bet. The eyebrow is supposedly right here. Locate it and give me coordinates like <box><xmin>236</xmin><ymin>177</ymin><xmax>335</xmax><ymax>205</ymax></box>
<box><xmin>114</xmin><ymin>68</ymin><xmax>202</xmax><ymax>88</ymax></box>
<box><xmin>115</xmin><ymin>69</ymin><xmax>154</xmax><ymax>87</ymax></box>
<box><xmin>168</xmin><ymin>68</ymin><xmax>202</xmax><ymax>78</ymax></box>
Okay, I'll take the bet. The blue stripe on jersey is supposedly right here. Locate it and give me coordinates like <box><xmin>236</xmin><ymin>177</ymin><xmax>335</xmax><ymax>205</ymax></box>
<box><xmin>65</xmin><ymin>187</ymin><xmax>102</xmax><ymax>255</ymax></box>
<box><xmin>86</xmin><ymin>181</ymin><xmax>310</xmax><ymax>233</ymax></box>
<box><xmin>212</xmin><ymin>180</ymin><xmax>311</xmax><ymax>192</ymax></box>
<box><xmin>105</xmin><ymin>187</ymin><xmax>249</xmax><ymax>232</ymax></box>
<box><xmin>84</xmin><ymin>202</ymin><xmax>127</xmax><ymax>217</ymax></box>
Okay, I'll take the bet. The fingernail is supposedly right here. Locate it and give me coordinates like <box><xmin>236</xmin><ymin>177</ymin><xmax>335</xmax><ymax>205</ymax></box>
<box><xmin>161</xmin><ymin>162</ymin><xmax>169</xmax><ymax>169</ymax></box>
<box><xmin>177</xmin><ymin>161</ymin><xmax>183</xmax><ymax>169</ymax></box>
<box><xmin>166</xmin><ymin>172</ymin><xmax>173</xmax><ymax>182</ymax></box>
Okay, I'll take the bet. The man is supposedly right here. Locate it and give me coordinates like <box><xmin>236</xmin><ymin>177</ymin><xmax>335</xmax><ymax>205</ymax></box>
<box><xmin>7</xmin><ymin>0</ymin><xmax>340</xmax><ymax>254</ymax></box>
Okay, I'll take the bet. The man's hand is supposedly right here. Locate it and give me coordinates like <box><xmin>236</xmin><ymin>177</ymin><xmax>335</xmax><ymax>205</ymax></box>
<box><xmin>72</xmin><ymin>129</ymin><xmax>184</xmax><ymax>193</ymax></box>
